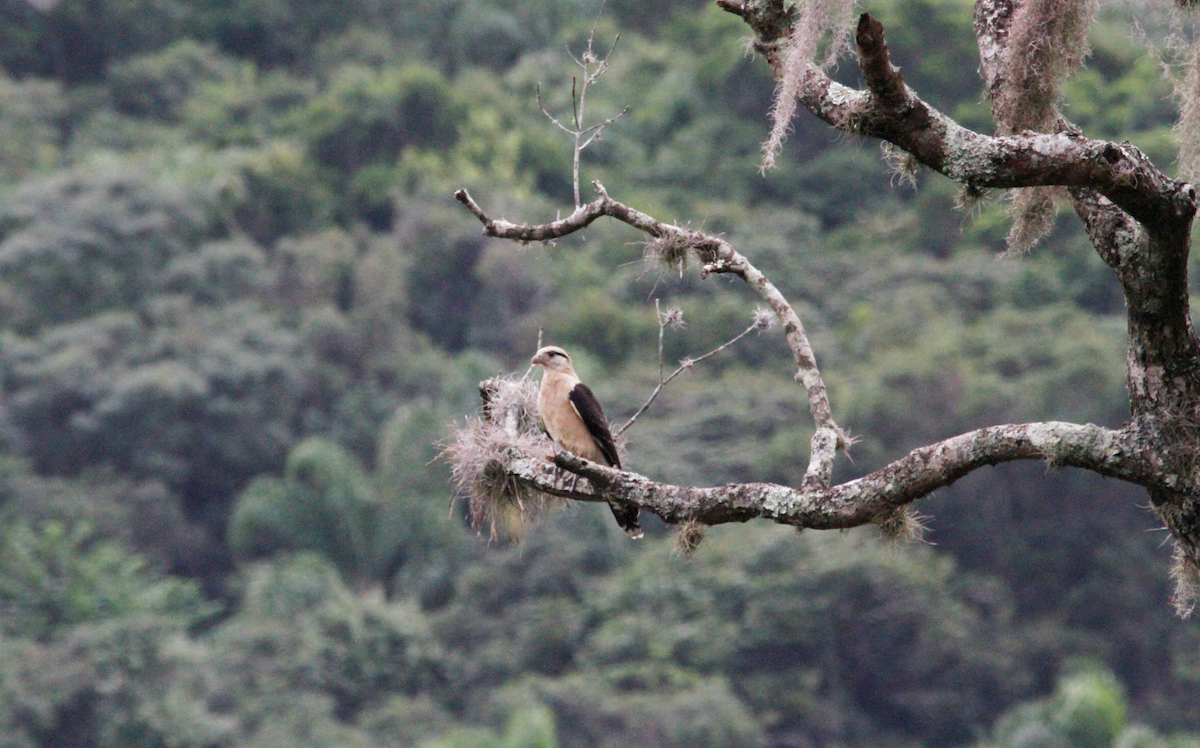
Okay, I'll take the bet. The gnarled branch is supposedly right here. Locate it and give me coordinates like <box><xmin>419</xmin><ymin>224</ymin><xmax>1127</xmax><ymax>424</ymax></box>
<box><xmin>496</xmin><ymin>421</ymin><xmax>1169</xmax><ymax>529</ymax></box>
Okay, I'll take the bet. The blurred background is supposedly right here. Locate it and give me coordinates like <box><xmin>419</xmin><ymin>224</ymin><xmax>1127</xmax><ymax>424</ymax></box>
<box><xmin>0</xmin><ymin>0</ymin><xmax>1197</xmax><ymax>746</ymax></box>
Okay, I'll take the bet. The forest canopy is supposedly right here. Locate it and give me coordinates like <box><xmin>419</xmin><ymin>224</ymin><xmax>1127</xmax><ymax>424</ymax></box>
<box><xmin>0</xmin><ymin>0</ymin><xmax>1196</xmax><ymax>747</ymax></box>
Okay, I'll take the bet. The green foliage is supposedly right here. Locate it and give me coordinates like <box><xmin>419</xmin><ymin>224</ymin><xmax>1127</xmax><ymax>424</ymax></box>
<box><xmin>297</xmin><ymin>63</ymin><xmax>460</xmax><ymax>172</ymax></box>
<box><xmin>283</xmin><ymin>61</ymin><xmax>462</xmax><ymax>225</ymax></box>
<box><xmin>0</xmin><ymin>615</ymin><xmax>234</xmax><ymax>748</ymax></box>
<box><xmin>0</xmin><ymin>160</ymin><xmax>474</xmax><ymax>526</ymax></box>
<box><xmin>977</xmin><ymin>663</ymin><xmax>1200</xmax><ymax>748</ymax></box>
<box><xmin>585</xmin><ymin>527</ymin><xmax>1035</xmax><ymax>747</ymax></box>
<box><xmin>0</xmin><ymin>520</ymin><xmax>214</xmax><ymax>641</ymax></box>
<box><xmin>230</xmin><ymin>431</ymin><xmax>461</xmax><ymax>593</ymax></box>
<box><xmin>208</xmin><ymin>554</ymin><xmax>451</xmax><ymax>738</ymax></box>
<box><xmin>465</xmin><ymin>241</ymin><xmax>553</xmax><ymax>355</ymax></box>
<box><xmin>397</xmin><ymin>202</ymin><xmax>488</xmax><ymax>351</ymax></box>
<box><xmin>108</xmin><ymin>40</ymin><xmax>241</xmax><ymax>122</ymax></box>
<box><xmin>427</xmin><ymin>704</ymin><xmax>561</xmax><ymax>748</ymax></box>
<box><xmin>447</xmin><ymin>2</ymin><xmax>532</xmax><ymax>71</ymax></box>
<box><xmin>1114</xmin><ymin>727</ymin><xmax>1200</xmax><ymax>748</ymax></box>
<box><xmin>0</xmin><ymin>458</ymin><xmax>217</xmax><ymax>586</ymax></box>
<box><xmin>983</xmin><ymin>663</ymin><xmax>1131</xmax><ymax>748</ymax></box>
<box><xmin>0</xmin><ymin>301</ymin><xmax>307</xmax><ymax>504</ymax></box>
<box><xmin>162</xmin><ymin>236</ymin><xmax>272</xmax><ymax>305</ymax></box>
<box><xmin>394</xmin><ymin>69</ymin><xmax>540</xmax><ymax>197</ymax></box>
<box><xmin>355</xmin><ymin>694</ymin><xmax>454</xmax><ymax>748</ymax></box>
<box><xmin>515</xmin><ymin>672</ymin><xmax>762</xmax><ymax>748</ymax></box>
<box><xmin>181</xmin><ymin>66</ymin><xmax>314</xmax><ymax>148</ymax></box>
<box><xmin>230</xmin><ymin>439</ymin><xmax>395</xmax><ymax>589</ymax></box>
<box><xmin>1056</xmin><ymin>665</ymin><xmax>1128</xmax><ymax>748</ymax></box>
<box><xmin>430</xmin><ymin>510</ymin><xmax>1050</xmax><ymax>748</ymax></box>
<box><xmin>548</xmin><ymin>287</ymin><xmax>657</xmax><ymax>364</ymax></box>
<box><xmin>225</xmin><ymin>141</ymin><xmax>334</xmax><ymax>244</ymax></box>
<box><xmin>0</xmin><ymin>164</ymin><xmax>211</xmax><ymax>327</ymax></box>
<box><xmin>0</xmin><ymin>0</ymin><xmax>194</xmax><ymax>82</ymax></box>
<box><xmin>194</xmin><ymin>0</ymin><xmax>370</xmax><ymax>68</ymax></box>
<box><xmin>778</xmin><ymin>146</ymin><xmax>894</xmax><ymax>228</ymax></box>
<box><xmin>498</xmin><ymin>705</ymin><xmax>558</xmax><ymax>748</ymax></box>
<box><xmin>602</xmin><ymin>0</ymin><xmax>710</xmax><ymax>34</ymax></box>
<box><xmin>833</xmin><ymin>300</ymin><xmax>1127</xmax><ymax>464</ymax></box>
<box><xmin>0</xmin><ymin>75</ymin><xmax>64</xmax><ymax>183</ymax></box>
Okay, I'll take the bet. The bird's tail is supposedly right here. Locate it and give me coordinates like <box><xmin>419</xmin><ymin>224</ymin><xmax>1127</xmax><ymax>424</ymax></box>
<box><xmin>609</xmin><ymin>501</ymin><xmax>643</xmax><ymax>539</ymax></box>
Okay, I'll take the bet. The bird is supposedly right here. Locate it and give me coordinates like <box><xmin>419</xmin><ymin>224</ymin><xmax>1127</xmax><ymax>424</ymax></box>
<box><xmin>530</xmin><ymin>345</ymin><xmax>642</xmax><ymax>538</ymax></box>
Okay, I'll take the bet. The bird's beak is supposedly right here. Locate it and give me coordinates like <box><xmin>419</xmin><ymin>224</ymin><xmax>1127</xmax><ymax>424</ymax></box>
<box><xmin>531</xmin><ymin>353</ymin><xmax>544</xmax><ymax>366</ymax></box>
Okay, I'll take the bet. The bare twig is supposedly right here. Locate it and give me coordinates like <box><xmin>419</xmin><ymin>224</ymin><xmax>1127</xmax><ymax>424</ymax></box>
<box><xmin>537</xmin><ymin>27</ymin><xmax>628</xmax><ymax>206</ymax></box>
<box><xmin>619</xmin><ymin>311</ymin><xmax>766</xmax><ymax>436</ymax></box>
<box><xmin>536</xmin><ymin>83</ymin><xmax>577</xmax><ymax>137</ymax></box>
<box><xmin>571</xmin><ymin>76</ymin><xmax>580</xmax><ymax>131</ymax></box>
<box><xmin>657</xmin><ymin>299</ymin><xmax>666</xmax><ymax>384</ymax></box>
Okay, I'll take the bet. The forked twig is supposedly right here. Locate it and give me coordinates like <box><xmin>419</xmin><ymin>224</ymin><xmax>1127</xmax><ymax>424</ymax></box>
<box><xmin>536</xmin><ymin>28</ymin><xmax>629</xmax><ymax>206</ymax></box>
<box><xmin>618</xmin><ymin>306</ymin><xmax>771</xmax><ymax>436</ymax></box>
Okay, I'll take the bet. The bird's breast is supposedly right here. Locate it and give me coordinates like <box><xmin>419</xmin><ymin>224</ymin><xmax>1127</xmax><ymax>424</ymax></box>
<box><xmin>537</xmin><ymin>373</ymin><xmax>610</xmax><ymax>465</ymax></box>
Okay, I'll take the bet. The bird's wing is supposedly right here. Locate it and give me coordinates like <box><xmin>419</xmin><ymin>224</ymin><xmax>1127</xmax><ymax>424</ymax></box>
<box><xmin>568</xmin><ymin>383</ymin><xmax>621</xmax><ymax>469</ymax></box>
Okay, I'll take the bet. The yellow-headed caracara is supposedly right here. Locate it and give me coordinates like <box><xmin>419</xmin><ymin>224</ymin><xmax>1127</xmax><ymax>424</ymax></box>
<box><xmin>531</xmin><ymin>345</ymin><xmax>642</xmax><ymax>538</ymax></box>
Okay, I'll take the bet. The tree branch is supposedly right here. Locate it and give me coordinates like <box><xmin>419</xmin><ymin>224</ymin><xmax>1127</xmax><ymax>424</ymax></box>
<box><xmin>497</xmin><ymin>422</ymin><xmax>1169</xmax><ymax>528</ymax></box>
<box><xmin>456</xmin><ymin>182</ymin><xmax>845</xmax><ymax>488</ymax></box>
<box><xmin>854</xmin><ymin>12</ymin><xmax>906</xmax><ymax>109</ymax></box>
<box><xmin>725</xmin><ymin>0</ymin><xmax>1200</xmax><ymax>406</ymax></box>
<box><xmin>968</xmin><ymin>0</ymin><xmax>1200</xmax><ymax>411</ymax></box>
<box><xmin>729</xmin><ymin>7</ymin><xmax>1197</xmax><ymax>239</ymax></box>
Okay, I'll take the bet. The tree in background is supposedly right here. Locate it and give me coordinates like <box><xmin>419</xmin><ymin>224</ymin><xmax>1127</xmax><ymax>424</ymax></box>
<box><xmin>454</xmin><ymin>0</ymin><xmax>1200</xmax><ymax>616</ymax></box>
<box><xmin>229</xmin><ymin>419</ymin><xmax>463</xmax><ymax>594</ymax></box>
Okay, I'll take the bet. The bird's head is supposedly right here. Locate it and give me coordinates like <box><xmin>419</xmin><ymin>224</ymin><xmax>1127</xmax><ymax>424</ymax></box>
<box><xmin>531</xmin><ymin>345</ymin><xmax>576</xmax><ymax>375</ymax></box>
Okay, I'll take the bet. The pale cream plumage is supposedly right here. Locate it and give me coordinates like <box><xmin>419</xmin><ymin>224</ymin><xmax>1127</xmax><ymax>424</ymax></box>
<box><xmin>531</xmin><ymin>345</ymin><xmax>641</xmax><ymax>538</ymax></box>
<box><xmin>534</xmin><ymin>357</ymin><xmax>611</xmax><ymax>465</ymax></box>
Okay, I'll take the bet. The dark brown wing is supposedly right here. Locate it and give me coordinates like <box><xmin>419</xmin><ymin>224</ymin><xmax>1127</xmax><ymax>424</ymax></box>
<box><xmin>569</xmin><ymin>383</ymin><xmax>621</xmax><ymax>469</ymax></box>
<box><xmin>569</xmin><ymin>384</ymin><xmax>640</xmax><ymax>538</ymax></box>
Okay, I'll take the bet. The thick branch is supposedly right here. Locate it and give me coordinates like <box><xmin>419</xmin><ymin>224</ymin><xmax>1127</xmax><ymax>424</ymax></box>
<box><xmin>972</xmin><ymin>0</ymin><xmax>1012</xmax><ymax>105</ymax></box>
<box><xmin>726</xmin><ymin>1</ymin><xmax>1200</xmax><ymax>405</ymax></box>
<box><xmin>973</xmin><ymin>0</ymin><xmax>1149</xmax><ymax>267</ymax></box>
<box><xmin>969</xmin><ymin>0</ymin><xmax>1200</xmax><ymax>411</ymax></box>
<box><xmin>726</xmin><ymin>7</ymin><xmax>1196</xmax><ymax>240</ymax></box>
<box><xmin>855</xmin><ymin>13</ymin><xmax>906</xmax><ymax>109</ymax></box>
<box><xmin>502</xmin><ymin>422</ymin><xmax>1166</xmax><ymax>528</ymax></box>
<box><xmin>709</xmin><ymin>0</ymin><xmax>1200</xmax><ymax>608</ymax></box>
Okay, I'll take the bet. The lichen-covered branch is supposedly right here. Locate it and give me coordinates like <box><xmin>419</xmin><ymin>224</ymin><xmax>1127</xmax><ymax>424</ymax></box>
<box><xmin>727</xmin><ymin>8</ymin><xmax>1196</xmax><ymax>241</ymax></box>
<box><xmin>492</xmin><ymin>422</ymin><xmax>1170</xmax><ymax>529</ymax></box>
<box><xmin>462</xmin><ymin>379</ymin><xmax>1177</xmax><ymax>539</ymax></box>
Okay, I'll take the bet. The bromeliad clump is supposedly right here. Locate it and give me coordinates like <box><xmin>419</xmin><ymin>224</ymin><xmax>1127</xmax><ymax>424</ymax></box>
<box><xmin>445</xmin><ymin>376</ymin><xmax>558</xmax><ymax>540</ymax></box>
